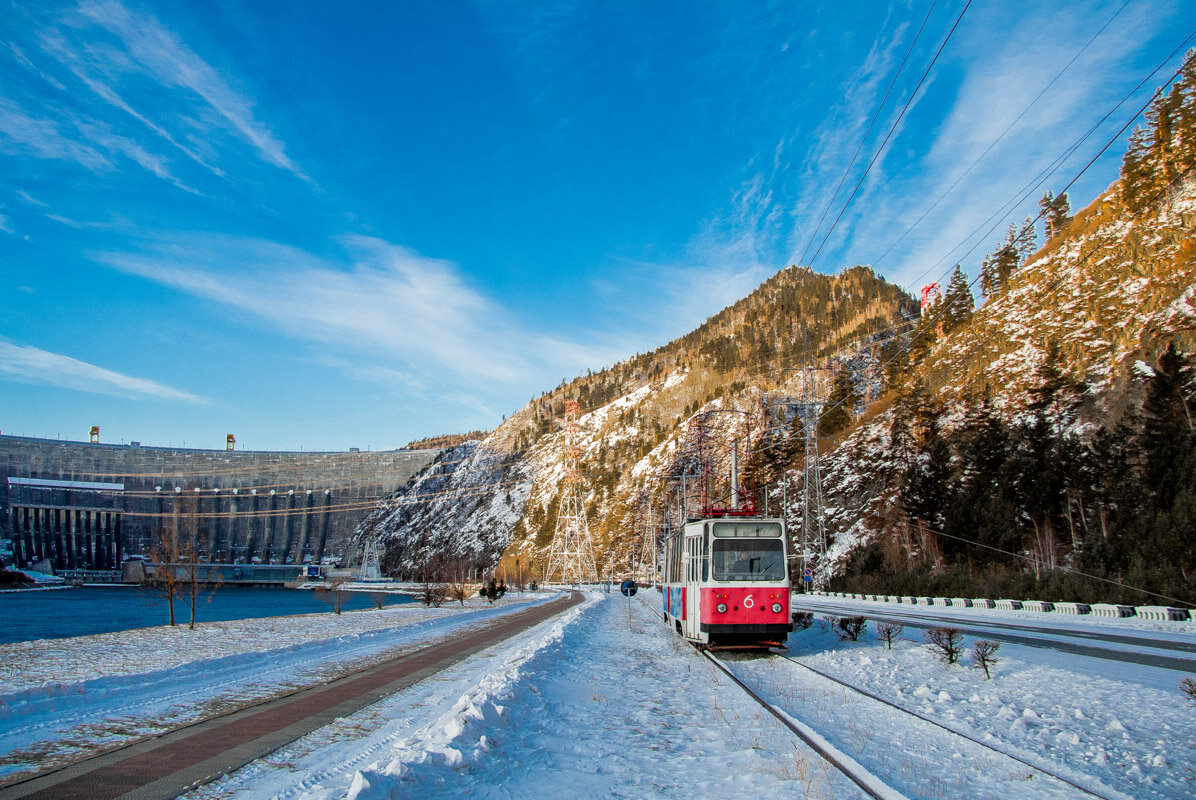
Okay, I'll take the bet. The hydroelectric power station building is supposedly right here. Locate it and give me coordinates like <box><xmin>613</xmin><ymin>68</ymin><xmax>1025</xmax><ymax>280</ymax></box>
<box><xmin>0</xmin><ymin>434</ymin><xmax>437</xmax><ymax>574</ymax></box>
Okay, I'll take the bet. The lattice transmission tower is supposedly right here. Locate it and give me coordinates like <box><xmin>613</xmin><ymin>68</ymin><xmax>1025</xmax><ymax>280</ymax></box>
<box><xmin>544</xmin><ymin>400</ymin><xmax>598</xmax><ymax>586</ymax></box>
<box><xmin>794</xmin><ymin>365</ymin><xmax>830</xmax><ymax>588</ymax></box>
<box><xmin>357</xmin><ymin>537</ymin><xmax>383</xmax><ymax>581</ymax></box>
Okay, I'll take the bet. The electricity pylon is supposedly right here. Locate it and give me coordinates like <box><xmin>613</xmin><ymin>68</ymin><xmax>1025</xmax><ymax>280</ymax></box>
<box><xmin>358</xmin><ymin>536</ymin><xmax>383</xmax><ymax>581</ymax></box>
<box><xmin>545</xmin><ymin>401</ymin><xmax>598</xmax><ymax>586</ymax></box>
<box><xmin>793</xmin><ymin>365</ymin><xmax>829</xmax><ymax>589</ymax></box>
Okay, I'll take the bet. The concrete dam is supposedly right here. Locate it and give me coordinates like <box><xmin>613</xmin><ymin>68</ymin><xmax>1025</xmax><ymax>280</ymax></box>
<box><xmin>1</xmin><ymin>435</ymin><xmax>439</xmax><ymax>573</ymax></box>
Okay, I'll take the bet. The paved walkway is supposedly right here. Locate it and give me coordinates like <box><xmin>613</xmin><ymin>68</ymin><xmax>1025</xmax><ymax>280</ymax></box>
<box><xmin>0</xmin><ymin>592</ymin><xmax>583</xmax><ymax>800</ymax></box>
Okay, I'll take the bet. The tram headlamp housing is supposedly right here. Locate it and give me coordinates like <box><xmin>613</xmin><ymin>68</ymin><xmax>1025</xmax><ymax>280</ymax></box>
<box><xmin>771</xmin><ymin>602</ymin><xmax>783</xmax><ymax>614</ymax></box>
<box><xmin>716</xmin><ymin>603</ymin><xmax>727</xmax><ymax>614</ymax></box>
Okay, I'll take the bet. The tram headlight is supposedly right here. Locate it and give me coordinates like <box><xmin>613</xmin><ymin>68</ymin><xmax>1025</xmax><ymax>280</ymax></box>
<box><xmin>771</xmin><ymin>602</ymin><xmax>782</xmax><ymax>614</ymax></box>
<box><xmin>716</xmin><ymin>603</ymin><xmax>727</xmax><ymax>614</ymax></box>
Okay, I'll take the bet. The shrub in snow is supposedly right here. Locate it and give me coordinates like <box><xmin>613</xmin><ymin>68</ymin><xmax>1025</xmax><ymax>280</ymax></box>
<box><xmin>478</xmin><ymin>579</ymin><xmax>507</xmax><ymax>603</ymax></box>
<box><xmin>875</xmin><ymin>620</ymin><xmax>904</xmax><ymax>649</ymax></box>
<box><xmin>446</xmin><ymin>576</ymin><xmax>472</xmax><ymax>606</ymax></box>
<box><xmin>791</xmin><ymin>611</ymin><xmax>814</xmax><ymax>631</ymax></box>
<box><xmin>971</xmin><ymin>640</ymin><xmax>1000</xmax><ymax>679</ymax></box>
<box><xmin>421</xmin><ymin>582</ymin><xmax>447</xmax><ymax>607</ymax></box>
<box><xmin>1182</xmin><ymin>677</ymin><xmax>1196</xmax><ymax>704</ymax></box>
<box><xmin>923</xmin><ymin>627</ymin><xmax>965</xmax><ymax>664</ymax></box>
<box><xmin>830</xmin><ymin>615</ymin><xmax>867</xmax><ymax>641</ymax></box>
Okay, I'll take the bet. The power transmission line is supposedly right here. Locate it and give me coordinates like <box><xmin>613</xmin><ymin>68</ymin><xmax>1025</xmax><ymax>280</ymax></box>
<box><xmin>806</xmin><ymin>0</ymin><xmax>975</xmax><ymax>271</ymax></box>
<box><xmin>796</xmin><ymin>0</ymin><xmax>941</xmax><ymax>269</ymax></box>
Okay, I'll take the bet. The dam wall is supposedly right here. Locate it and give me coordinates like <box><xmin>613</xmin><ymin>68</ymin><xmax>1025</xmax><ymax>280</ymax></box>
<box><xmin>0</xmin><ymin>435</ymin><xmax>438</xmax><ymax>571</ymax></box>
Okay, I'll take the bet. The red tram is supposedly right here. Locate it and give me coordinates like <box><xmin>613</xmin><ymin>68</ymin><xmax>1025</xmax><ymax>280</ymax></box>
<box><xmin>661</xmin><ymin>515</ymin><xmax>792</xmax><ymax>649</ymax></box>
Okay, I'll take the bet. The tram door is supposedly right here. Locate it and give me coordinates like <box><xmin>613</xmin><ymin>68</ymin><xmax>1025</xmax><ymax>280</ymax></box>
<box><xmin>683</xmin><ymin>525</ymin><xmax>705</xmax><ymax>639</ymax></box>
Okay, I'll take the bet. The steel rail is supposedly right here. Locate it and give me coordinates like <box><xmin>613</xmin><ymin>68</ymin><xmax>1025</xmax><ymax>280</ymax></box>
<box><xmin>769</xmin><ymin>650</ymin><xmax>1119</xmax><ymax>800</ymax></box>
<box><xmin>699</xmin><ymin>649</ymin><xmax>898</xmax><ymax>800</ymax></box>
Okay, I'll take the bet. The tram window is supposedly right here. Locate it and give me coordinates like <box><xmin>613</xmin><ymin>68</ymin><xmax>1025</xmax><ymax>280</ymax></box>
<box><xmin>712</xmin><ymin>522</ymin><xmax>782</xmax><ymax>538</ymax></box>
<box><xmin>701</xmin><ymin>532</ymin><xmax>709</xmax><ymax>582</ymax></box>
<box><xmin>712</xmin><ymin>538</ymin><xmax>784</xmax><ymax>581</ymax></box>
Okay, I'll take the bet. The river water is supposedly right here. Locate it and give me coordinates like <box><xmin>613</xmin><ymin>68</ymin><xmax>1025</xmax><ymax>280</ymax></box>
<box><xmin>0</xmin><ymin>585</ymin><xmax>417</xmax><ymax>644</ymax></box>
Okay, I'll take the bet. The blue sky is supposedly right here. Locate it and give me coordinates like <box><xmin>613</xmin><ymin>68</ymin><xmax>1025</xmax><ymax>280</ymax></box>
<box><xmin>0</xmin><ymin>0</ymin><xmax>1190</xmax><ymax>451</ymax></box>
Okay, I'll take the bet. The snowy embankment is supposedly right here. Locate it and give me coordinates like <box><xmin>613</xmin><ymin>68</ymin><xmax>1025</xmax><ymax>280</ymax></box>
<box><xmin>0</xmin><ymin>592</ymin><xmax>557</xmax><ymax>781</ymax></box>
<box><xmin>186</xmin><ymin>590</ymin><xmax>1196</xmax><ymax>800</ymax></box>
<box><xmin>189</xmin><ymin>592</ymin><xmax>869</xmax><ymax>800</ymax></box>
<box><xmin>3</xmin><ymin>588</ymin><xmax>1193</xmax><ymax>799</ymax></box>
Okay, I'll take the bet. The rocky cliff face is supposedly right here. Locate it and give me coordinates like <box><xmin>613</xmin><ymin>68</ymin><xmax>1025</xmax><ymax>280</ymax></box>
<box><xmin>359</xmin><ymin>266</ymin><xmax>916</xmax><ymax>579</ymax></box>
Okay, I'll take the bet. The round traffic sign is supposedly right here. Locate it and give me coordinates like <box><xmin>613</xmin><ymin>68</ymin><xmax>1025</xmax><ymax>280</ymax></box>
<box><xmin>620</xmin><ymin>579</ymin><xmax>638</xmax><ymax>597</ymax></box>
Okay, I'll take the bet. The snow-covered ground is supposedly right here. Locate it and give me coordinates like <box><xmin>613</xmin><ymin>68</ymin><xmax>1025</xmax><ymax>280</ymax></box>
<box><xmin>2</xmin><ymin>589</ymin><xmax>1194</xmax><ymax>799</ymax></box>
<box><xmin>0</xmin><ymin>592</ymin><xmax>558</xmax><ymax>781</ymax></box>
<box><xmin>188</xmin><ymin>590</ymin><xmax>869</xmax><ymax>800</ymax></box>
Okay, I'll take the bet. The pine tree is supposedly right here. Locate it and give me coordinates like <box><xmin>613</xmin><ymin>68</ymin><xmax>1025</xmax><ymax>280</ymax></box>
<box><xmin>778</xmin><ymin>412</ymin><xmax>806</xmax><ymax>469</ymax></box>
<box><xmin>942</xmin><ymin>264</ymin><xmax>973</xmax><ymax>333</ymax></box>
<box><xmin>1174</xmin><ymin>50</ymin><xmax>1196</xmax><ymax>169</ymax></box>
<box><xmin>980</xmin><ymin>227</ymin><xmax>1020</xmax><ymax>300</ymax></box>
<box><xmin>1050</xmin><ymin>192</ymin><xmax>1071</xmax><ymax>237</ymax></box>
<box><xmin>1120</xmin><ymin>50</ymin><xmax>1196</xmax><ymax>212</ymax></box>
<box><xmin>1039</xmin><ymin>191</ymin><xmax>1072</xmax><ymax>240</ymax></box>
<box><xmin>1121</xmin><ymin>125</ymin><xmax>1156</xmax><ymax>211</ymax></box>
<box><xmin>1039</xmin><ymin>191</ymin><xmax>1056</xmax><ymax>238</ymax></box>
<box><xmin>1015</xmin><ymin>215</ymin><xmax>1038</xmax><ymax>264</ymax></box>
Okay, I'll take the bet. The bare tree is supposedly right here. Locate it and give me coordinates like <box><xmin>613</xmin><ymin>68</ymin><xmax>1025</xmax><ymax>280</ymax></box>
<box><xmin>183</xmin><ymin>538</ymin><xmax>222</xmax><ymax>630</ymax></box>
<box><xmin>421</xmin><ymin>581</ymin><xmax>447</xmax><ymax>607</ymax></box>
<box><xmin>1181</xmin><ymin>677</ymin><xmax>1196</xmax><ymax>704</ymax></box>
<box><xmin>314</xmin><ymin>579</ymin><xmax>351</xmax><ymax>614</ymax></box>
<box><xmin>829</xmin><ymin>615</ymin><xmax>867</xmax><ymax>641</ymax></box>
<box><xmin>369</xmin><ymin>592</ymin><xmax>388</xmax><ymax>610</ymax></box>
<box><xmin>147</xmin><ymin>530</ymin><xmax>184</xmax><ymax>626</ymax></box>
<box><xmin>924</xmin><ymin>627</ymin><xmax>965</xmax><ymax>664</ymax></box>
<box><xmin>972</xmin><ymin>640</ymin><xmax>1000</xmax><ymax>679</ymax></box>
<box><xmin>876</xmin><ymin>620</ymin><xmax>904</xmax><ymax>649</ymax></box>
<box><xmin>446</xmin><ymin>577</ymin><xmax>471</xmax><ymax>606</ymax></box>
<box><xmin>418</xmin><ymin>553</ymin><xmax>447</xmax><ymax>607</ymax></box>
<box><xmin>445</xmin><ymin>561</ymin><xmax>474</xmax><ymax>607</ymax></box>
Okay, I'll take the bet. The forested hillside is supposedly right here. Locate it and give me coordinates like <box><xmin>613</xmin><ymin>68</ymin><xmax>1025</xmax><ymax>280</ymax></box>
<box><xmin>822</xmin><ymin>56</ymin><xmax>1196</xmax><ymax>605</ymax></box>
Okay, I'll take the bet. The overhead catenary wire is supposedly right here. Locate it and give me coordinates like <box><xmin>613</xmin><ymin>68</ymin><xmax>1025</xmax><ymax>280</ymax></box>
<box><xmin>734</xmin><ymin>46</ymin><xmax>1196</xmax><ymax>607</ymax></box>
<box><xmin>795</xmin><ymin>0</ymin><xmax>940</xmax><ymax>270</ymax></box>
<box><xmin>785</xmin><ymin>37</ymin><xmax>1196</xmax><ymax>441</ymax></box>
<box><xmin>806</xmin><ymin>0</ymin><xmax>975</xmax><ymax>272</ymax></box>
<box><xmin>870</xmin><ymin>0</ymin><xmax>1135</xmax><ymax>285</ymax></box>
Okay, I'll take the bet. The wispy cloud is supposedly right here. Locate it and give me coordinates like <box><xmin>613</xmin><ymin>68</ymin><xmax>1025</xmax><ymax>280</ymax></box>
<box><xmin>0</xmin><ymin>0</ymin><xmax>305</xmax><ymax>190</ymax></box>
<box><xmin>75</xmin><ymin>0</ymin><xmax>307</xmax><ymax>180</ymax></box>
<box><xmin>0</xmin><ymin>340</ymin><xmax>207</xmax><ymax>403</ymax></box>
<box><xmin>0</xmin><ymin>97</ymin><xmax>110</xmax><ymax>169</ymax></box>
<box><xmin>92</xmin><ymin>233</ymin><xmax>622</xmax><ymax>387</ymax></box>
<box><xmin>854</xmin><ymin>1</ymin><xmax>1158</xmax><ymax>291</ymax></box>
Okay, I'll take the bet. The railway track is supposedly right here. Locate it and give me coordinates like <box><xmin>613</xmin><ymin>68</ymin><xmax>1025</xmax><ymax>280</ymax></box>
<box><xmin>701</xmin><ymin>649</ymin><xmax>1128</xmax><ymax>800</ymax></box>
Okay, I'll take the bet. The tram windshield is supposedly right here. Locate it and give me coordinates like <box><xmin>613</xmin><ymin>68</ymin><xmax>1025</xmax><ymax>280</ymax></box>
<box><xmin>712</xmin><ymin>538</ymin><xmax>784</xmax><ymax>581</ymax></box>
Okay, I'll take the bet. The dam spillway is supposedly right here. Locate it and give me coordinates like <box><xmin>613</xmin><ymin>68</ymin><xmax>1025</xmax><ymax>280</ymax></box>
<box><xmin>0</xmin><ymin>435</ymin><xmax>438</xmax><ymax>571</ymax></box>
